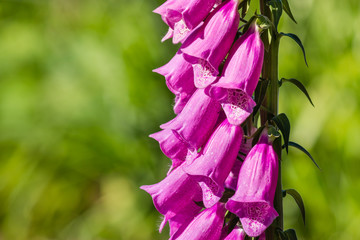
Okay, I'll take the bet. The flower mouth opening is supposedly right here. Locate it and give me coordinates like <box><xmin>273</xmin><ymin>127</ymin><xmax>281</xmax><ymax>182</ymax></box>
<box><xmin>192</xmin><ymin>58</ymin><xmax>218</xmax><ymax>88</ymax></box>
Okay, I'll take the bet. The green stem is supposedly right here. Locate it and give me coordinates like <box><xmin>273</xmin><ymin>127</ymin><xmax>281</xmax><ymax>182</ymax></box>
<box><xmin>260</xmin><ymin>1</ymin><xmax>283</xmax><ymax>239</ymax></box>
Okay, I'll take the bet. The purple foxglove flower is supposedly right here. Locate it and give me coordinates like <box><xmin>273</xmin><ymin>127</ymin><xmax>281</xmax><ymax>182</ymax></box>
<box><xmin>161</xmin><ymin>88</ymin><xmax>221</xmax><ymax>150</ymax></box>
<box><xmin>153</xmin><ymin>52</ymin><xmax>196</xmax><ymax>114</ymax></box>
<box><xmin>153</xmin><ymin>52</ymin><xmax>195</xmax><ymax>96</ymax></box>
<box><xmin>226</xmin><ymin>134</ymin><xmax>279</xmax><ymax>237</ymax></box>
<box><xmin>140</xmin><ymin>164</ymin><xmax>202</xmax><ymax>230</ymax></box>
<box><xmin>180</xmin><ymin>0</ymin><xmax>240</xmax><ymax>89</ymax></box>
<box><xmin>183</xmin><ymin>119</ymin><xmax>243</xmax><ymax>208</ymax></box>
<box><xmin>171</xmin><ymin>202</ymin><xmax>227</xmax><ymax>240</ymax></box>
<box><xmin>149</xmin><ymin>129</ymin><xmax>189</xmax><ymax>171</ymax></box>
<box><xmin>207</xmin><ymin>23</ymin><xmax>264</xmax><ymax>126</ymax></box>
<box><xmin>154</xmin><ymin>0</ymin><xmax>217</xmax><ymax>44</ymax></box>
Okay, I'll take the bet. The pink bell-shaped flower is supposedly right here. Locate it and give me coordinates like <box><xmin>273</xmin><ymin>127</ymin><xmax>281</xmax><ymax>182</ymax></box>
<box><xmin>153</xmin><ymin>52</ymin><xmax>196</xmax><ymax>114</ymax></box>
<box><xmin>183</xmin><ymin>119</ymin><xmax>243</xmax><ymax>208</ymax></box>
<box><xmin>154</xmin><ymin>0</ymin><xmax>217</xmax><ymax>44</ymax></box>
<box><xmin>180</xmin><ymin>0</ymin><xmax>240</xmax><ymax>88</ymax></box>
<box><xmin>171</xmin><ymin>202</ymin><xmax>227</xmax><ymax>240</ymax></box>
<box><xmin>149</xmin><ymin>129</ymin><xmax>190</xmax><ymax>172</ymax></box>
<box><xmin>226</xmin><ymin>134</ymin><xmax>279</xmax><ymax>237</ymax></box>
<box><xmin>140</xmin><ymin>163</ymin><xmax>202</xmax><ymax>231</ymax></box>
<box><xmin>161</xmin><ymin>88</ymin><xmax>221</xmax><ymax>151</ymax></box>
<box><xmin>207</xmin><ymin>23</ymin><xmax>264</xmax><ymax>126</ymax></box>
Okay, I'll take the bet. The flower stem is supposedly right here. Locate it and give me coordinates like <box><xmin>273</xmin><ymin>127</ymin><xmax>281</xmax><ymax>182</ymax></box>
<box><xmin>260</xmin><ymin>1</ymin><xmax>283</xmax><ymax>239</ymax></box>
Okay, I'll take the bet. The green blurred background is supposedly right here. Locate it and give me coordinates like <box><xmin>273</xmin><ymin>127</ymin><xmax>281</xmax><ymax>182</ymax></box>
<box><xmin>0</xmin><ymin>0</ymin><xmax>359</xmax><ymax>239</ymax></box>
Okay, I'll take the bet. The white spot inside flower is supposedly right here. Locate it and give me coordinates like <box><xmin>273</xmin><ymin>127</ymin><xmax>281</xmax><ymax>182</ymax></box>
<box><xmin>173</xmin><ymin>19</ymin><xmax>190</xmax><ymax>43</ymax></box>
<box><xmin>193</xmin><ymin>59</ymin><xmax>217</xmax><ymax>88</ymax></box>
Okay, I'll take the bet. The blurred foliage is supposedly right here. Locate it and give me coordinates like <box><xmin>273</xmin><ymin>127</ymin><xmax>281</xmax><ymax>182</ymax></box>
<box><xmin>0</xmin><ymin>0</ymin><xmax>359</xmax><ymax>239</ymax></box>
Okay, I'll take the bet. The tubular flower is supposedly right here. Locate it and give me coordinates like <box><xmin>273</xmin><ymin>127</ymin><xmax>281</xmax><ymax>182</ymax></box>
<box><xmin>140</xmin><ymin>163</ymin><xmax>202</xmax><ymax>230</ymax></box>
<box><xmin>226</xmin><ymin>134</ymin><xmax>279</xmax><ymax>237</ymax></box>
<box><xmin>149</xmin><ymin>129</ymin><xmax>189</xmax><ymax>172</ymax></box>
<box><xmin>183</xmin><ymin>119</ymin><xmax>243</xmax><ymax>208</ymax></box>
<box><xmin>161</xmin><ymin>88</ymin><xmax>221</xmax><ymax>151</ymax></box>
<box><xmin>153</xmin><ymin>0</ymin><xmax>217</xmax><ymax>44</ymax></box>
<box><xmin>180</xmin><ymin>0</ymin><xmax>240</xmax><ymax>89</ymax></box>
<box><xmin>207</xmin><ymin>23</ymin><xmax>264</xmax><ymax>125</ymax></box>
<box><xmin>170</xmin><ymin>202</ymin><xmax>227</xmax><ymax>240</ymax></box>
<box><xmin>153</xmin><ymin>52</ymin><xmax>196</xmax><ymax>114</ymax></box>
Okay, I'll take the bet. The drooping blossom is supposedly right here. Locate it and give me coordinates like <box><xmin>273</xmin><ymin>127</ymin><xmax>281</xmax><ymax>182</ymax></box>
<box><xmin>226</xmin><ymin>133</ymin><xmax>279</xmax><ymax>237</ymax></box>
<box><xmin>170</xmin><ymin>202</ymin><xmax>227</xmax><ymax>240</ymax></box>
<box><xmin>153</xmin><ymin>0</ymin><xmax>217</xmax><ymax>43</ymax></box>
<box><xmin>183</xmin><ymin>119</ymin><xmax>243</xmax><ymax>207</ymax></box>
<box><xmin>207</xmin><ymin>23</ymin><xmax>264</xmax><ymax>125</ymax></box>
<box><xmin>140</xmin><ymin>163</ymin><xmax>202</xmax><ymax>232</ymax></box>
<box><xmin>180</xmin><ymin>0</ymin><xmax>240</xmax><ymax>88</ymax></box>
<box><xmin>149</xmin><ymin>129</ymin><xmax>189</xmax><ymax>172</ymax></box>
<box><xmin>153</xmin><ymin>52</ymin><xmax>196</xmax><ymax>114</ymax></box>
<box><xmin>161</xmin><ymin>88</ymin><xmax>221</xmax><ymax>151</ymax></box>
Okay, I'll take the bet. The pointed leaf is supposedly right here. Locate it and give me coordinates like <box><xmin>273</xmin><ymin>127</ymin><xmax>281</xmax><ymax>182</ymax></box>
<box><xmin>280</xmin><ymin>32</ymin><xmax>308</xmax><ymax>66</ymax></box>
<box><xmin>284</xmin><ymin>229</ymin><xmax>298</xmax><ymax>240</ymax></box>
<box><xmin>267</xmin><ymin>0</ymin><xmax>283</xmax><ymax>29</ymax></box>
<box><xmin>288</xmin><ymin>141</ymin><xmax>320</xmax><ymax>169</ymax></box>
<box><xmin>280</xmin><ymin>78</ymin><xmax>314</xmax><ymax>106</ymax></box>
<box><xmin>241</xmin><ymin>0</ymin><xmax>251</xmax><ymax>18</ymax></box>
<box><xmin>253</xmin><ymin>79</ymin><xmax>269</xmax><ymax>116</ymax></box>
<box><xmin>282</xmin><ymin>0</ymin><xmax>297</xmax><ymax>23</ymax></box>
<box><xmin>276</xmin><ymin>229</ymin><xmax>289</xmax><ymax>240</ymax></box>
<box><xmin>285</xmin><ymin>189</ymin><xmax>305</xmax><ymax>225</ymax></box>
<box><xmin>272</xmin><ymin>113</ymin><xmax>290</xmax><ymax>153</ymax></box>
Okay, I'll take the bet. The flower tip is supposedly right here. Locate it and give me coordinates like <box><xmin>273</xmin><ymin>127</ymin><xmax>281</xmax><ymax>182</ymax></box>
<box><xmin>148</xmin><ymin>132</ymin><xmax>159</xmax><ymax>140</ymax></box>
<box><xmin>139</xmin><ymin>184</ymin><xmax>151</xmax><ymax>193</ymax></box>
<box><xmin>159</xmin><ymin>216</ymin><xmax>168</xmax><ymax>233</ymax></box>
<box><xmin>152</xmin><ymin>6</ymin><xmax>163</xmax><ymax>15</ymax></box>
<box><xmin>152</xmin><ymin>66</ymin><xmax>165</xmax><ymax>76</ymax></box>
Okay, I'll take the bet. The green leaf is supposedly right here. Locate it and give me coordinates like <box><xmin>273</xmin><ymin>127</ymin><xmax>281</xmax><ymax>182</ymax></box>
<box><xmin>284</xmin><ymin>229</ymin><xmax>298</xmax><ymax>240</ymax></box>
<box><xmin>272</xmin><ymin>113</ymin><xmax>290</xmax><ymax>153</ymax></box>
<box><xmin>288</xmin><ymin>141</ymin><xmax>320</xmax><ymax>169</ymax></box>
<box><xmin>285</xmin><ymin>189</ymin><xmax>306</xmax><ymax>225</ymax></box>
<box><xmin>282</xmin><ymin>0</ymin><xmax>297</xmax><ymax>23</ymax></box>
<box><xmin>277</xmin><ymin>229</ymin><xmax>289</xmax><ymax>240</ymax></box>
<box><xmin>253</xmin><ymin>79</ymin><xmax>269</xmax><ymax>116</ymax></box>
<box><xmin>241</xmin><ymin>0</ymin><xmax>251</xmax><ymax>18</ymax></box>
<box><xmin>267</xmin><ymin>0</ymin><xmax>283</xmax><ymax>29</ymax></box>
<box><xmin>280</xmin><ymin>78</ymin><xmax>314</xmax><ymax>107</ymax></box>
<box><xmin>280</xmin><ymin>32</ymin><xmax>308</xmax><ymax>66</ymax></box>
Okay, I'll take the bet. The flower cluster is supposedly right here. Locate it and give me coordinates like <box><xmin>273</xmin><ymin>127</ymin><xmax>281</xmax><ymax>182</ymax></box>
<box><xmin>142</xmin><ymin>0</ymin><xmax>280</xmax><ymax>239</ymax></box>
